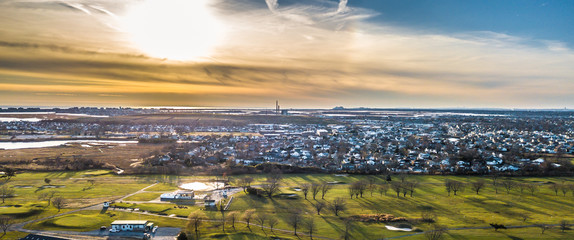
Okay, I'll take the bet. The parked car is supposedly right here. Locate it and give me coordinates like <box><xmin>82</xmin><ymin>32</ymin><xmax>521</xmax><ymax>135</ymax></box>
<box><xmin>109</xmin><ymin>228</ymin><xmax>120</xmax><ymax>233</ymax></box>
<box><xmin>99</xmin><ymin>226</ymin><xmax>107</xmax><ymax>231</ymax></box>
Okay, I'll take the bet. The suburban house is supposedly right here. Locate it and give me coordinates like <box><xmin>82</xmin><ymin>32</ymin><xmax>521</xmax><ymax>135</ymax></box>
<box><xmin>110</xmin><ymin>220</ymin><xmax>155</xmax><ymax>232</ymax></box>
<box><xmin>160</xmin><ymin>190</ymin><xmax>194</xmax><ymax>201</ymax></box>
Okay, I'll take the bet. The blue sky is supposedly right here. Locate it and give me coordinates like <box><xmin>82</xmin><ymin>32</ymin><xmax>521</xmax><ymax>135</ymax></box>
<box><xmin>353</xmin><ymin>0</ymin><xmax>574</xmax><ymax>47</ymax></box>
<box><xmin>0</xmin><ymin>0</ymin><xmax>573</xmax><ymax>108</ymax></box>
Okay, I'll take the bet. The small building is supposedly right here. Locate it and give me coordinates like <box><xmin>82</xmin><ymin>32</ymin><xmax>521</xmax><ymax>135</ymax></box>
<box><xmin>160</xmin><ymin>190</ymin><xmax>194</xmax><ymax>201</ymax></box>
<box><xmin>111</xmin><ymin>220</ymin><xmax>154</xmax><ymax>232</ymax></box>
<box><xmin>204</xmin><ymin>199</ymin><xmax>216</xmax><ymax>208</ymax></box>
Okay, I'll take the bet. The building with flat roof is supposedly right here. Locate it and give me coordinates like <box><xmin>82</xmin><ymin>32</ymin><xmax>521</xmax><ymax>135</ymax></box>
<box><xmin>111</xmin><ymin>220</ymin><xmax>154</xmax><ymax>232</ymax></box>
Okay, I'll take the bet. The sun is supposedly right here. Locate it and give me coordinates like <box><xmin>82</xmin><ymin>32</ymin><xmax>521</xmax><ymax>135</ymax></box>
<box><xmin>122</xmin><ymin>0</ymin><xmax>226</xmax><ymax>61</ymax></box>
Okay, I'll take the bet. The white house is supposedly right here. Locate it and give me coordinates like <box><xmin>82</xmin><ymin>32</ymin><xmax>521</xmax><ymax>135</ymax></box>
<box><xmin>110</xmin><ymin>220</ymin><xmax>154</xmax><ymax>232</ymax></box>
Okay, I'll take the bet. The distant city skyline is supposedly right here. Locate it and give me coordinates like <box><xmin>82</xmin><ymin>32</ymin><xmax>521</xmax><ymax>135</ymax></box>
<box><xmin>0</xmin><ymin>0</ymin><xmax>573</xmax><ymax>108</ymax></box>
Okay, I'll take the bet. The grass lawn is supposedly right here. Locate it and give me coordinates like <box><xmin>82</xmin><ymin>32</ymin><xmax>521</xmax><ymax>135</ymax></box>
<box><xmin>25</xmin><ymin>210</ymin><xmax>187</xmax><ymax>232</ymax></box>
<box><xmin>123</xmin><ymin>192</ymin><xmax>163</xmax><ymax>201</ymax></box>
<box><xmin>3</xmin><ymin>172</ymin><xmax>574</xmax><ymax>239</ymax></box>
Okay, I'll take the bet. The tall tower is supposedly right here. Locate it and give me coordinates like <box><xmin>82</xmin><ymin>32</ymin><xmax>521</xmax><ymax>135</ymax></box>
<box><xmin>276</xmin><ymin>100</ymin><xmax>280</xmax><ymax>114</ymax></box>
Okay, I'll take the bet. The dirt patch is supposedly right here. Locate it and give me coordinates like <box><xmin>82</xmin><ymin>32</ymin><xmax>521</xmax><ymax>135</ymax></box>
<box><xmin>349</xmin><ymin>214</ymin><xmax>408</xmax><ymax>223</ymax></box>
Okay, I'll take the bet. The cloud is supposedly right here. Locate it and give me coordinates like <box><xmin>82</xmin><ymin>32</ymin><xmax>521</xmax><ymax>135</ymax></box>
<box><xmin>0</xmin><ymin>0</ymin><xmax>573</xmax><ymax>108</ymax></box>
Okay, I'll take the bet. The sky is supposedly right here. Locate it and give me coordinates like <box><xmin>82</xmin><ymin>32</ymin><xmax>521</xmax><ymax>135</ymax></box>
<box><xmin>0</xmin><ymin>0</ymin><xmax>573</xmax><ymax>109</ymax></box>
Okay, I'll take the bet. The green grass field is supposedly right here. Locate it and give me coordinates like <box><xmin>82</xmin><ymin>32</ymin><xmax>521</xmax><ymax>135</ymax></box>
<box><xmin>3</xmin><ymin>172</ymin><xmax>574</xmax><ymax>239</ymax></box>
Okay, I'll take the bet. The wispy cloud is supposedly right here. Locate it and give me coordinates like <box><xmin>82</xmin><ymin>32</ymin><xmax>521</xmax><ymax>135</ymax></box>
<box><xmin>0</xmin><ymin>0</ymin><xmax>573</xmax><ymax>108</ymax></box>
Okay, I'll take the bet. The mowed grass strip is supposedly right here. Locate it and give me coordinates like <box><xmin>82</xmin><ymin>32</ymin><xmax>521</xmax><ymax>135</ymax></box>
<box><xmin>123</xmin><ymin>192</ymin><xmax>163</xmax><ymax>201</ymax></box>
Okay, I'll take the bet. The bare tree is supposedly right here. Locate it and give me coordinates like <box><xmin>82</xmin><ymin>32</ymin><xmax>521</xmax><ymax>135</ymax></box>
<box><xmin>391</xmin><ymin>182</ymin><xmax>403</xmax><ymax>198</ymax></box>
<box><xmin>405</xmin><ymin>181</ymin><xmax>418</xmax><ymax>197</ymax></box>
<box><xmin>243</xmin><ymin>209</ymin><xmax>255</xmax><ymax>230</ymax></box>
<box><xmin>424</xmin><ymin>224</ymin><xmax>447</xmax><ymax>240</ymax></box>
<box><xmin>560</xmin><ymin>183</ymin><xmax>569</xmax><ymax>196</ymax></box>
<box><xmin>0</xmin><ymin>186</ymin><xmax>14</xmax><ymax>203</ymax></box>
<box><xmin>311</xmin><ymin>183</ymin><xmax>321</xmax><ymax>200</ymax></box>
<box><xmin>550</xmin><ymin>183</ymin><xmax>560</xmax><ymax>196</ymax></box>
<box><xmin>187</xmin><ymin>211</ymin><xmax>205</xmax><ymax>239</ymax></box>
<box><xmin>367</xmin><ymin>177</ymin><xmax>377</xmax><ymax>197</ymax></box>
<box><xmin>227</xmin><ymin>211</ymin><xmax>239</xmax><ymax>230</ymax></box>
<box><xmin>421</xmin><ymin>210</ymin><xmax>437</xmax><ymax>223</ymax></box>
<box><xmin>261</xmin><ymin>177</ymin><xmax>281</xmax><ymax>198</ymax></box>
<box><xmin>320</xmin><ymin>183</ymin><xmax>332</xmax><ymax>199</ymax></box>
<box><xmin>38</xmin><ymin>191</ymin><xmax>57</xmax><ymax>207</ymax></box>
<box><xmin>87</xmin><ymin>179</ymin><xmax>95</xmax><ymax>187</ymax></box>
<box><xmin>314</xmin><ymin>201</ymin><xmax>326</xmax><ymax>215</ymax></box>
<box><xmin>491</xmin><ymin>175</ymin><xmax>499</xmax><ymax>194</ymax></box>
<box><xmin>304</xmin><ymin>217</ymin><xmax>316</xmax><ymax>239</ymax></box>
<box><xmin>286</xmin><ymin>209</ymin><xmax>303</xmax><ymax>236</ymax></box>
<box><xmin>501</xmin><ymin>179</ymin><xmax>515</xmax><ymax>194</ymax></box>
<box><xmin>255</xmin><ymin>213</ymin><xmax>268</xmax><ymax>233</ymax></box>
<box><xmin>526</xmin><ymin>183</ymin><xmax>538</xmax><ymax>196</ymax></box>
<box><xmin>52</xmin><ymin>197</ymin><xmax>66</xmax><ymax>212</ymax></box>
<box><xmin>0</xmin><ymin>216</ymin><xmax>13</xmax><ymax>235</ymax></box>
<box><xmin>348</xmin><ymin>184</ymin><xmax>357</xmax><ymax>199</ymax></box>
<box><xmin>445</xmin><ymin>180</ymin><xmax>464</xmax><ymax>196</ymax></box>
<box><xmin>378</xmin><ymin>183</ymin><xmax>389</xmax><ymax>196</ymax></box>
<box><xmin>471</xmin><ymin>180</ymin><xmax>486</xmax><ymax>194</ymax></box>
<box><xmin>537</xmin><ymin>224</ymin><xmax>549</xmax><ymax>234</ymax></box>
<box><xmin>301</xmin><ymin>183</ymin><xmax>311</xmax><ymax>200</ymax></box>
<box><xmin>268</xmin><ymin>216</ymin><xmax>279</xmax><ymax>234</ymax></box>
<box><xmin>330</xmin><ymin>197</ymin><xmax>347</xmax><ymax>216</ymax></box>
<box><xmin>219</xmin><ymin>201</ymin><xmax>226</xmax><ymax>231</ymax></box>
<box><xmin>238</xmin><ymin>177</ymin><xmax>254</xmax><ymax>192</ymax></box>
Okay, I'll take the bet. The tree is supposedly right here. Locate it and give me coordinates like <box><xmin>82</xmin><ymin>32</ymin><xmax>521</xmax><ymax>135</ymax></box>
<box><xmin>52</xmin><ymin>197</ymin><xmax>66</xmax><ymax>212</ymax></box>
<box><xmin>87</xmin><ymin>179</ymin><xmax>96</xmax><ymax>187</ymax></box>
<box><xmin>501</xmin><ymin>179</ymin><xmax>515</xmax><ymax>194</ymax></box>
<box><xmin>238</xmin><ymin>177</ymin><xmax>254</xmax><ymax>192</ymax></box>
<box><xmin>320</xmin><ymin>183</ymin><xmax>332</xmax><ymax>199</ymax></box>
<box><xmin>38</xmin><ymin>191</ymin><xmax>57</xmax><ymax>207</ymax></box>
<box><xmin>0</xmin><ymin>185</ymin><xmax>14</xmax><ymax>203</ymax></box>
<box><xmin>367</xmin><ymin>177</ymin><xmax>377</xmax><ymax>197</ymax></box>
<box><xmin>525</xmin><ymin>183</ymin><xmax>538</xmax><ymax>196</ymax></box>
<box><xmin>560</xmin><ymin>184</ymin><xmax>569</xmax><ymax>196</ymax></box>
<box><xmin>268</xmin><ymin>216</ymin><xmax>279</xmax><ymax>234</ymax></box>
<box><xmin>491</xmin><ymin>175</ymin><xmax>499</xmax><ymax>194</ymax></box>
<box><xmin>329</xmin><ymin>197</ymin><xmax>347</xmax><ymax>216</ymax></box>
<box><xmin>391</xmin><ymin>182</ymin><xmax>403</xmax><ymax>198</ymax></box>
<box><xmin>0</xmin><ymin>167</ymin><xmax>15</xmax><ymax>183</ymax></box>
<box><xmin>227</xmin><ymin>211</ymin><xmax>239</xmax><ymax>230</ymax></box>
<box><xmin>219</xmin><ymin>201</ymin><xmax>226</xmax><ymax>231</ymax></box>
<box><xmin>490</xmin><ymin>223</ymin><xmax>507</xmax><ymax>231</ymax></box>
<box><xmin>301</xmin><ymin>183</ymin><xmax>311</xmax><ymax>200</ymax></box>
<box><xmin>445</xmin><ymin>180</ymin><xmax>464</xmax><ymax>196</ymax></box>
<box><xmin>187</xmin><ymin>211</ymin><xmax>205</xmax><ymax>239</ymax></box>
<box><xmin>550</xmin><ymin>183</ymin><xmax>560</xmax><ymax>196</ymax></box>
<box><xmin>314</xmin><ymin>201</ymin><xmax>326</xmax><ymax>215</ymax></box>
<box><xmin>243</xmin><ymin>209</ymin><xmax>255</xmax><ymax>230</ymax></box>
<box><xmin>261</xmin><ymin>177</ymin><xmax>281</xmax><ymax>198</ymax></box>
<box><xmin>405</xmin><ymin>181</ymin><xmax>418</xmax><ymax>197</ymax></box>
<box><xmin>421</xmin><ymin>210</ymin><xmax>437</xmax><ymax>223</ymax></box>
<box><xmin>0</xmin><ymin>216</ymin><xmax>13</xmax><ymax>235</ymax></box>
<box><xmin>286</xmin><ymin>209</ymin><xmax>303</xmax><ymax>235</ymax></box>
<box><xmin>378</xmin><ymin>183</ymin><xmax>389</xmax><ymax>196</ymax></box>
<box><xmin>311</xmin><ymin>183</ymin><xmax>321</xmax><ymax>200</ymax></box>
<box><xmin>424</xmin><ymin>224</ymin><xmax>447</xmax><ymax>240</ymax></box>
<box><xmin>471</xmin><ymin>180</ymin><xmax>486</xmax><ymax>194</ymax></box>
<box><xmin>255</xmin><ymin>213</ymin><xmax>268</xmax><ymax>233</ymax></box>
<box><xmin>44</xmin><ymin>178</ymin><xmax>51</xmax><ymax>185</ymax></box>
<box><xmin>348</xmin><ymin>184</ymin><xmax>357</xmax><ymax>199</ymax></box>
<box><xmin>537</xmin><ymin>224</ymin><xmax>549</xmax><ymax>234</ymax></box>
<box><xmin>304</xmin><ymin>217</ymin><xmax>316</xmax><ymax>239</ymax></box>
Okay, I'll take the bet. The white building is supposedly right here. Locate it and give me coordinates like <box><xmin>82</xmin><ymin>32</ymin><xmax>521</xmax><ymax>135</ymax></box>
<box><xmin>110</xmin><ymin>220</ymin><xmax>154</xmax><ymax>232</ymax></box>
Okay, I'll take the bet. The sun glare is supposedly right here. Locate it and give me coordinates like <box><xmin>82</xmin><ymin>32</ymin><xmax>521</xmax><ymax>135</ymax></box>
<box><xmin>122</xmin><ymin>0</ymin><xmax>225</xmax><ymax>61</ymax></box>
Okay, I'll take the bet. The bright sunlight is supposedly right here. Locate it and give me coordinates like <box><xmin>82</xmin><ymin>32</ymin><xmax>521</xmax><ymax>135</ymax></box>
<box><xmin>122</xmin><ymin>0</ymin><xmax>226</xmax><ymax>61</ymax></box>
